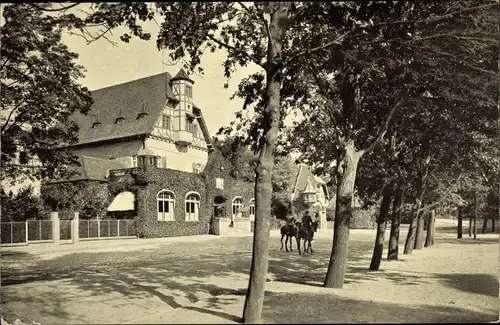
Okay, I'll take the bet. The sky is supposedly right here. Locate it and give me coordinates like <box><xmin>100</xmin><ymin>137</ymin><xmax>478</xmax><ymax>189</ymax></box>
<box><xmin>60</xmin><ymin>10</ymin><xmax>262</xmax><ymax>137</ymax></box>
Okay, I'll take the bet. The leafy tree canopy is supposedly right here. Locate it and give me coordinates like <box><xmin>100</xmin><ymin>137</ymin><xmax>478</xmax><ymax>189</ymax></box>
<box><xmin>1</xmin><ymin>3</ymin><xmax>93</xmax><ymax>183</ymax></box>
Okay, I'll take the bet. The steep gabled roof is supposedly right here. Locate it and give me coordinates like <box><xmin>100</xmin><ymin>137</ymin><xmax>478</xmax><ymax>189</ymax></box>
<box><xmin>171</xmin><ymin>68</ymin><xmax>194</xmax><ymax>83</ymax></box>
<box><xmin>69</xmin><ymin>71</ymin><xmax>213</xmax><ymax>149</ymax></box>
<box><xmin>47</xmin><ymin>156</ymin><xmax>127</xmax><ymax>184</ymax></box>
<box><xmin>70</xmin><ymin>72</ymin><xmax>178</xmax><ymax>146</ymax></box>
<box><xmin>291</xmin><ymin>164</ymin><xmax>329</xmax><ymax>200</ymax></box>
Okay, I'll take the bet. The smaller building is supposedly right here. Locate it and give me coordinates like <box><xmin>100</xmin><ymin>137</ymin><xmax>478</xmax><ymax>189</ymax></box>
<box><xmin>291</xmin><ymin>164</ymin><xmax>332</xmax><ymax>229</ymax></box>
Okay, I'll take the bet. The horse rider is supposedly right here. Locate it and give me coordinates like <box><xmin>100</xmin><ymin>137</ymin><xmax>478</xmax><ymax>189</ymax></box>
<box><xmin>285</xmin><ymin>211</ymin><xmax>295</xmax><ymax>228</ymax></box>
<box><xmin>302</xmin><ymin>210</ymin><xmax>313</xmax><ymax>231</ymax></box>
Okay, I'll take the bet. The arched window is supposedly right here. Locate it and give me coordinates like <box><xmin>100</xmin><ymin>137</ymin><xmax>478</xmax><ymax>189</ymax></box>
<box><xmin>185</xmin><ymin>192</ymin><xmax>200</xmax><ymax>221</ymax></box>
<box><xmin>232</xmin><ymin>197</ymin><xmax>243</xmax><ymax>218</ymax></box>
<box><xmin>249</xmin><ymin>198</ymin><xmax>255</xmax><ymax>221</ymax></box>
<box><xmin>157</xmin><ymin>190</ymin><xmax>175</xmax><ymax>221</ymax></box>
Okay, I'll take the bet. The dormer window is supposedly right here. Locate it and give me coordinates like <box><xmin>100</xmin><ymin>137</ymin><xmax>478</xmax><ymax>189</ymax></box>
<box><xmin>114</xmin><ymin>117</ymin><xmax>125</xmax><ymax>124</ymax></box>
<box><xmin>136</xmin><ymin>112</ymin><xmax>148</xmax><ymax>120</ymax></box>
<box><xmin>92</xmin><ymin>121</ymin><xmax>102</xmax><ymax>128</ymax></box>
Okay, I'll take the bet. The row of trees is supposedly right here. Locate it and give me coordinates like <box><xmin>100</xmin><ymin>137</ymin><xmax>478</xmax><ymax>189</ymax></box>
<box><xmin>2</xmin><ymin>2</ymin><xmax>498</xmax><ymax>323</ymax></box>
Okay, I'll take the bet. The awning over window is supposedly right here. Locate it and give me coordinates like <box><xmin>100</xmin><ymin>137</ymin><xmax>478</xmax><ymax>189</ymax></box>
<box><xmin>107</xmin><ymin>191</ymin><xmax>135</xmax><ymax>211</ymax></box>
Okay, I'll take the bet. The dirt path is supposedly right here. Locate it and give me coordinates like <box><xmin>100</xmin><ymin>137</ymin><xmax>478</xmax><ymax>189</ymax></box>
<box><xmin>1</xmin><ymin>219</ymin><xmax>498</xmax><ymax>324</ymax></box>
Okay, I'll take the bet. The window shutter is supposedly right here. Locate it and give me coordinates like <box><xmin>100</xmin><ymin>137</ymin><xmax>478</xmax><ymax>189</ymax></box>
<box><xmin>162</xmin><ymin>157</ymin><xmax>167</xmax><ymax>169</ymax></box>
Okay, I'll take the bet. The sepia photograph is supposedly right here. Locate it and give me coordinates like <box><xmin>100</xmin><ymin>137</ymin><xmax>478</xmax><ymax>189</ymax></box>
<box><xmin>0</xmin><ymin>2</ymin><xmax>499</xmax><ymax>324</ymax></box>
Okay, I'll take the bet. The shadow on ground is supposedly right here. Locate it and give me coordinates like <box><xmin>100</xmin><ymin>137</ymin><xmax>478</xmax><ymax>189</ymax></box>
<box><xmin>436</xmin><ymin>273</ymin><xmax>498</xmax><ymax>297</ymax></box>
<box><xmin>0</xmin><ymin>237</ymin><xmax>387</xmax><ymax>323</ymax></box>
<box><xmin>1</xmin><ymin>228</ymin><xmax>497</xmax><ymax>324</ymax></box>
<box><xmin>262</xmin><ymin>292</ymin><xmax>498</xmax><ymax>323</ymax></box>
<box><xmin>436</xmin><ymin>237</ymin><xmax>499</xmax><ymax>245</ymax></box>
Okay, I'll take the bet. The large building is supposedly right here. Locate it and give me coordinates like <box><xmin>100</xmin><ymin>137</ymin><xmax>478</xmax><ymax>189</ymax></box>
<box><xmin>67</xmin><ymin>69</ymin><xmax>212</xmax><ymax>173</ymax></box>
<box><xmin>42</xmin><ymin>69</ymin><xmax>255</xmax><ymax>237</ymax></box>
<box><xmin>38</xmin><ymin>69</ymin><xmax>374</xmax><ymax>237</ymax></box>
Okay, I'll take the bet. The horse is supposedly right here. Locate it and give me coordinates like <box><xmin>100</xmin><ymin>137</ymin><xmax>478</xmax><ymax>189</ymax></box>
<box><xmin>296</xmin><ymin>220</ymin><xmax>318</xmax><ymax>255</ymax></box>
<box><xmin>280</xmin><ymin>222</ymin><xmax>297</xmax><ymax>252</ymax></box>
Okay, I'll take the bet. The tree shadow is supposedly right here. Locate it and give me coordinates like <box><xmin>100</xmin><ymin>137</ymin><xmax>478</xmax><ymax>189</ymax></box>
<box><xmin>2</xmin><ymin>233</ymin><xmax>496</xmax><ymax>324</ymax></box>
<box><xmin>262</xmin><ymin>292</ymin><xmax>498</xmax><ymax>323</ymax></box>
<box><xmin>344</xmin><ymin>266</ymin><xmax>432</xmax><ymax>286</ymax></box>
<box><xmin>436</xmin><ymin>273</ymin><xmax>498</xmax><ymax>297</ymax></box>
<box><xmin>0</xmin><ymin>250</ymin><xmax>30</xmax><ymax>257</ymax></box>
<box><xmin>182</xmin><ymin>306</ymin><xmax>243</xmax><ymax>323</ymax></box>
<box><xmin>436</xmin><ymin>237</ymin><xmax>499</xmax><ymax>245</ymax></box>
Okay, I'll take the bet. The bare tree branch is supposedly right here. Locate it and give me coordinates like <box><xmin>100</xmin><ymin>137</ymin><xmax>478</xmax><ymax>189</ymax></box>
<box><xmin>373</xmin><ymin>2</ymin><xmax>500</xmax><ymax>27</ymax></box>
<box><xmin>206</xmin><ymin>34</ymin><xmax>264</xmax><ymax>67</ymax></box>
<box><xmin>360</xmin><ymin>96</ymin><xmax>405</xmax><ymax>156</ymax></box>
<box><xmin>253</xmin><ymin>2</ymin><xmax>272</xmax><ymax>45</ymax></box>
<box><xmin>412</xmin><ymin>33</ymin><xmax>498</xmax><ymax>43</ymax></box>
<box><xmin>306</xmin><ymin>59</ymin><xmax>342</xmax><ymax>134</ymax></box>
<box><xmin>395</xmin><ymin>41</ymin><xmax>497</xmax><ymax>77</ymax></box>
<box><xmin>1</xmin><ymin>99</ymin><xmax>26</xmax><ymax>135</ymax></box>
<box><xmin>285</xmin><ymin>2</ymin><xmax>499</xmax><ymax>68</ymax></box>
<box><xmin>416</xmin><ymin>173</ymin><xmax>464</xmax><ymax>214</ymax></box>
<box><xmin>29</xmin><ymin>2</ymin><xmax>81</xmax><ymax>12</ymax></box>
<box><xmin>285</xmin><ymin>30</ymin><xmax>354</xmax><ymax>66</ymax></box>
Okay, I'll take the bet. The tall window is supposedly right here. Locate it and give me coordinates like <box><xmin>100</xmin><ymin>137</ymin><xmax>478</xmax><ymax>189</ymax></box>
<box><xmin>249</xmin><ymin>198</ymin><xmax>255</xmax><ymax>219</ymax></box>
<box><xmin>132</xmin><ymin>155</ymin><xmax>138</xmax><ymax>167</ymax></box>
<box><xmin>161</xmin><ymin>115</ymin><xmax>171</xmax><ymax>129</ymax></box>
<box><xmin>192</xmin><ymin>123</ymin><xmax>198</xmax><ymax>137</ymax></box>
<box><xmin>19</xmin><ymin>151</ymin><xmax>28</xmax><ymax>165</ymax></box>
<box><xmin>186</xmin><ymin>118</ymin><xmax>193</xmax><ymax>132</ymax></box>
<box><xmin>186</xmin><ymin>85</ymin><xmax>192</xmax><ymax>97</ymax></box>
<box><xmin>185</xmin><ymin>192</ymin><xmax>200</xmax><ymax>221</ymax></box>
<box><xmin>156</xmin><ymin>156</ymin><xmax>162</xmax><ymax>168</ymax></box>
<box><xmin>232</xmin><ymin>197</ymin><xmax>243</xmax><ymax>218</ymax></box>
<box><xmin>157</xmin><ymin>190</ymin><xmax>175</xmax><ymax>221</ymax></box>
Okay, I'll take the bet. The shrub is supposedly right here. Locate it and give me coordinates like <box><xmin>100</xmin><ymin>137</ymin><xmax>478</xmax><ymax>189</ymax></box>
<box><xmin>1</xmin><ymin>185</ymin><xmax>48</xmax><ymax>221</ymax></box>
<box><xmin>41</xmin><ymin>181</ymin><xmax>110</xmax><ymax>219</ymax></box>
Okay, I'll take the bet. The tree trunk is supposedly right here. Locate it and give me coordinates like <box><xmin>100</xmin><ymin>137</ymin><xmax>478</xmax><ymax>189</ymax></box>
<box><xmin>425</xmin><ymin>210</ymin><xmax>435</xmax><ymax>247</ymax></box>
<box><xmin>482</xmin><ymin>218</ymin><xmax>488</xmax><ymax>234</ymax></box>
<box><xmin>414</xmin><ymin>211</ymin><xmax>425</xmax><ymax>250</ymax></box>
<box><xmin>387</xmin><ymin>187</ymin><xmax>404</xmax><ymax>260</ymax></box>
<box><xmin>404</xmin><ymin>169</ymin><xmax>427</xmax><ymax>255</ymax></box>
<box><xmin>324</xmin><ymin>142</ymin><xmax>360</xmax><ymax>288</ymax></box>
<box><xmin>457</xmin><ymin>209</ymin><xmax>462</xmax><ymax>239</ymax></box>
<box><xmin>242</xmin><ymin>6</ymin><xmax>289</xmax><ymax>323</ymax></box>
<box><xmin>403</xmin><ymin>210</ymin><xmax>418</xmax><ymax>255</ymax></box>
<box><xmin>492</xmin><ymin>218</ymin><xmax>495</xmax><ymax>232</ymax></box>
<box><xmin>369</xmin><ymin>186</ymin><xmax>392</xmax><ymax>271</ymax></box>
<box><xmin>473</xmin><ymin>215</ymin><xmax>477</xmax><ymax>240</ymax></box>
<box><xmin>468</xmin><ymin>217</ymin><xmax>472</xmax><ymax>237</ymax></box>
<box><xmin>473</xmin><ymin>191</ymin><xmax>477</xmax><ymax>239</ymax></box>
